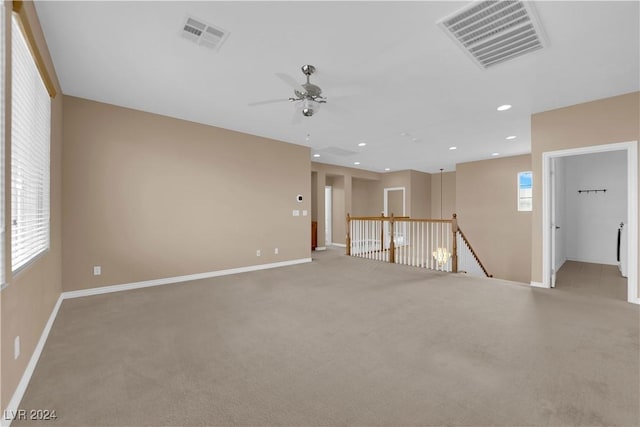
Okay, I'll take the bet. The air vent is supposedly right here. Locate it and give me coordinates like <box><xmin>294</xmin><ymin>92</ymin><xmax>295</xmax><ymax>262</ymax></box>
<box><xmin>438</xmin><ymin>0</ymin><xmax>547</xmax><ymax>69</ymax></box>
<box><xmin>181</xmin><ymin>16</ymin><xmax>229</xmax><ymax>51</ymax></box>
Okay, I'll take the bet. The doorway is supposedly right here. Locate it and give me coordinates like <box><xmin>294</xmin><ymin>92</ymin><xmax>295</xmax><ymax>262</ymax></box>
<box><xmin>542</xmin><ymin>141</ymin><xmax>638</xmax><ymax>304</ymax></box>
<box><xmin>325</xmin><ymin>186</ymin><xmax>332</xmax><ymax>245</ymax></box>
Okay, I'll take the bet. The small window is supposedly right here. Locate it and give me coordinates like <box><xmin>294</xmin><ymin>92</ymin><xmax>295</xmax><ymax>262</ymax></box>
<box><xmin>518</xmin><ymin>171</ymin><xmax>532</xmax><ymax>212</ymax></box>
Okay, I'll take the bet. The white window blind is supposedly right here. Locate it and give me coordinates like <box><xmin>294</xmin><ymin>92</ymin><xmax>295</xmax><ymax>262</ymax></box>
<box><xmin>11</xmin><ymin>15</ymin><xmax>51</xmax><ymax>272</ymax></box>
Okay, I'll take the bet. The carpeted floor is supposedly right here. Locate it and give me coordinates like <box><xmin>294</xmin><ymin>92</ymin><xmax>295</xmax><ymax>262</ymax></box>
<box><xmin>13</xmin><ymin>249</ymin><xmax>640</xmax><ymax>426</ymax></box>
<box><xmin>555</xmin><ymin>260</ymin><xmax>628</xmax><ymax>301</ymax></box>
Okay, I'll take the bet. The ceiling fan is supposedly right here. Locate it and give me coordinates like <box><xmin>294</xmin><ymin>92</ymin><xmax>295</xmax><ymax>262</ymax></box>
<box><xmin>249</xmin><ymin>64</ymin><xmax>327</xmax><ymax>118</ymax></box>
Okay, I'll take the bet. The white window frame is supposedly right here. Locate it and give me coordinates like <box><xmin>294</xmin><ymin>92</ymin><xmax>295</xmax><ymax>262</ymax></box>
<box><xmin>11</xmin><ymin>13</ymin><xmax>51</xmax><ymax>273</ymax></box>
<box><xmin>517</xmin><ymin>171</ymin><xmax>533</xmax><ymax>212</ymax></box>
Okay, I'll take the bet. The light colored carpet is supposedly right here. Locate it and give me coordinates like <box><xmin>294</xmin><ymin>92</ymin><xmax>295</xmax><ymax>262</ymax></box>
<box><xmin>555</xmin><ymin>260</ymin><xmax>628</xmax><ymax>301</ymax></box>
<box><xmin>14</xmin><ymin>249</ymin><xmax>640</xmax><ymax>426</ymax></box>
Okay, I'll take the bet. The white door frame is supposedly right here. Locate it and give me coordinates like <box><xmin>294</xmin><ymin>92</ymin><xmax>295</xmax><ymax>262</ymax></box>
<box><xmin>325</xmin><ymin>186</ymin><xmax>332</xmax><ymax>245</ymax></box>
<box><xmin>383</xmin><ymin>187</ymin><xmax>406</xmax><ymax>216</ymax></box>
<box><xmin>541</xmin><ymin>140</ymin><xmax>638</xmax><ymax>304</ymax></box>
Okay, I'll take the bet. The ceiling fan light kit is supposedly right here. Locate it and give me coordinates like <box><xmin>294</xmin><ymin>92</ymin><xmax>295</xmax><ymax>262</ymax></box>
<box><xmin>250</xmin><ymin>64</ymin><xmax>327</xmax><ymax>118</ymax></box>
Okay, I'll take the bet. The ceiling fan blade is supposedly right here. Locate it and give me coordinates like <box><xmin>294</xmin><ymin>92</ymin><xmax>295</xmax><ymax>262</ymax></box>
<box><xmin>248</xmin><ymin>98</ymin><xmax>290</xmax><ymax>107</ymax></box>
<box><xmin>275</xmin><ymin>73</ymin><xmax>305</xmax><ymax>93</ymax></box>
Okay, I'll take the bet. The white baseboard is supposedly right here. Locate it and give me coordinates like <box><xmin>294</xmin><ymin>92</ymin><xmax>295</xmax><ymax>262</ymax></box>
<box><xmin>566</xmin><ymin>257</ymin><xmax>618</xmax><ymax>266</ymax></box>
<box><xmin>2</xmin><ymin>295</ymin><xmax>64</xmax><ymax>427</ymax></box>
<box><xmin>530</xmin><ymin>281</ymin><xmax>549</xmax><ymax>288</ymax></box>
<box><xmin>2</xmin><ymin>257</ymin><xmax>312</xmax><ymax>425</ymax></box>
<box><xmin>314</xmin><ymin>246</ymin><xmax>327</xmax><ymax>251</ymax></box>
<box><xmin>63</xmin><ymin>258</ymin><xmax>312</xmax><ymax>299</ymax></box>
<box><xmin>331</xmin><ymin>243</ymin><xmax>346</xmax><ymax>248</ymax></box>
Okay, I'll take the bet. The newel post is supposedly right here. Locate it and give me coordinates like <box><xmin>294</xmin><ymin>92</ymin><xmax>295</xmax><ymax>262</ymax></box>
<box><xmin>346</xmin><ymin>213</ymin><xmax>351</xmax><ymax>256</ymax></box>
<box><xmin>389</xmin><ymin>213</ymin><xmax>395</xmax><ymax>263</ymax></box>
<box><xmin>451</xmin><ymin>213</ymin><xmax>458</xmax><ymax>273</ymax></box>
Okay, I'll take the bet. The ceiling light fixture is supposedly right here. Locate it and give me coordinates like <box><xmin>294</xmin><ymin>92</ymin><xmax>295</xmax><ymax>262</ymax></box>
<box><xmin>313</xmin><ymin>154</ymin><xmax>320</xmax><ymax>158</ymax></box>
<box><xmin>358</xmin><ymin>142</ymin><xmax>367</xmax><ymax>147</ymax></box>
<box><xmin>491</xmin><ymin>152</ymin><xmax>500</xmax><ymax>156</ymax></box>
<box><xmin>411</xmin><ymin>137</ymin><xmax>420</xmax><ymax>142</ymax></box>
<box><xmin>354</xmin><ymin>161</ymin><xmax>361</xmax><ymax>165</ymax></box>
<box><xmin>506</xmin><ymin>135</ymin><xmax>516</xmax><ymax>140</ymax></box>
<box><xmin>497</xmin><ymin>104</ymin><xmax>512</xmax><ymax>111</ymax></box>
<box><xmin>449</xmin><ymin>146</ymin><xmax>457</xmax><ymax>150</ymax></box>
<box><xmin>400</xmin><ymin>132</ymin><xmax>408</xmax><ymax>137</ymax></box>
<box><xmin>384</xmin><ymin>168</ymin><xmax>391</xmax><ymax>171</ymax></box>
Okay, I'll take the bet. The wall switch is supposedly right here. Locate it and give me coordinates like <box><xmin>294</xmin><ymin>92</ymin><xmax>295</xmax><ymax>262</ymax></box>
<box><xmin>293</xmin><ymin>210</ymin><xmax>300</xmax><ymax>216</ymax></box>
<box><xmin>302</xmin><ymin>210</ymin><xmax>308</xmax><ymax>216</ymax></box>
<box><xmin>93</xmin><ymin>266</ymin><xmax>101</xmax><ymax>276</ymax></box>
<box><xmin>256</xmin><ymin>250</ymin><xmax>261</xmax><ymax>257</ymax></box>
<box><xmin>14</xmin><ymin>336</ymin><xmax>20</xmax><ymax>360</ymax></box>
<box><xmin>274</xmin><ymin>248</ymin><xmax>279</xmax><ymax>255</ymax></box>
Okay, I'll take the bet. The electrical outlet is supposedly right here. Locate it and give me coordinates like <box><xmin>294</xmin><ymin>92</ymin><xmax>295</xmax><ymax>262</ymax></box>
<box><xmin>256</xmin><ymin>250</ymin><xmax>261</xmax><ymax>257</ymax></box>
<box><xmin>93</xmin><ymin>266</ymin><xmax>101</xmax><ymax>276</ymax></box>
<box><xmin>274</xmin><ymin>248</ymin><xmax>279</xmax><ymax>255</ymax></box>
<box><xmin>14</xmin><ymin>336</ymin><xmax>20</xmax><ymax>360</ymax></box>
<box><xmin>302</xmin><ymin>210</ymin><xmax>308</xmax><ymax>216</ymax></box>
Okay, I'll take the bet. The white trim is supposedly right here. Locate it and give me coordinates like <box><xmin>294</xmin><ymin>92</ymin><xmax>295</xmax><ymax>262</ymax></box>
<box><xmin>383</xmin><ymin>187</ymin><xmax>406</xmax><ymax>217</ymax></box>
<box><xmin>2</xmin><ymin>295</ymin><xmax>63</xmax><ymax>427</ymax></box>
<box><xmin>565</xmin><ymin>257</ymin><xmax>619</xmax><ymax>266</ymax></box>
<box><xmin>331</xmin><ymin>243</ymin><xmax>346</xmax><ymax>248</ymax></box>
<box><xmin>530</xmin><ymin>281</ymin><xmax>547</xmax><ymax>288</ymax></box>
<box><xmin>63</xmin><ymin>258</ymin><xmax>312</xmax><ymax>299</ymax></box>
<box><xmin>542</xmin><ymin>141</ymin><xmax>638</xmax><ymax>304</ymax></box>
<box><xmin>314</xmin><ymin>246</ymin><xmax>327</xmax><ymax>251</ymax></box>
<box><xmin>1</xmin><ymin>257</ymin><xmax>313</xmax><ymax>425</ymax></box>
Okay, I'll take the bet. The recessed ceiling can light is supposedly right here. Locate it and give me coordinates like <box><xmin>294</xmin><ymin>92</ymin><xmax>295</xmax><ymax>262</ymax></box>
<box><xmin>313</xmin><ymin>154</ymin><xmax>320</xmax><ymax>158</ymax></box>
<box><xmin>354</xmin><ymin>161</ymin><xmax>361</xmax><ymax>165</ymax></box>
<box><xmin>358</xmin><ymin>142</ymin><xmax>367</xmax><ymax>147</ymax></box>
<box><xmin>384</xmin><ymin>168</ymin><xmax>391</xmax><ymax>171</ymax></box>
<box><xmin>497</xmin><ymin>104</ymin><xmax>512</xmax><ymax>111</ymax></box>
<box><xmin>411</xmin><ymin>137</ymin><xmax>420</xmax><ymax>142</ymax></box>
<box><xmin>400</xmin><ymin>132</ymin><xmax>408</xmax><ymax>137</ymax></box>
<box><xmin>491</xmin><ymin>152</ymin><xmax>500</xmax><ymax>156</ymax></box>
<box><xmin>449</xmin><ymin>146</ymin><xmax>457</xmax><ymax>150</ymax></box>
<box><xmin>506</xmin><ymin>135</ymin><xmax>516</xmax><ymax>140</ymax></box>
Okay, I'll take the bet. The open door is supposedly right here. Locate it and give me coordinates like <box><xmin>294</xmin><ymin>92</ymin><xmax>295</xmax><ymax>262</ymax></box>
<box><xmin>550</xmin><ymin>158</ymin><xmax>558</xmax><ymax>287</ymax></box>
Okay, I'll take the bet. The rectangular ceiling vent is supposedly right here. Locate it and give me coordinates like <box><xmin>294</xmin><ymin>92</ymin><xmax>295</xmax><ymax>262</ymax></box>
<box><xmin>438</xmin><ymin>0</ymin><xmax>547</xmax><ymax>69</ymax></box>
<box><xmin>181</xmin><ymin>16</ymin><xmax>229</xmax><ymax>51</ymax></box>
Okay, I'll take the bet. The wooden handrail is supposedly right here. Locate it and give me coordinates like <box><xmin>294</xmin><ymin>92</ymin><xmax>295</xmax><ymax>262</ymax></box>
<box><xmin>457</xmin><ymin>227</ymin><xmax>492</xmax><ymax>277</ymax></box>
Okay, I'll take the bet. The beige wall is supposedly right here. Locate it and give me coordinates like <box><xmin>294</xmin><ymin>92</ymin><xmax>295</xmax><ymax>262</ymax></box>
<box><xmin>410</xmin><ymin>170</ymin><xmax>431</xmax><ymax>218</ymax></box>
<box><xmin>456</xmin><ymin>155</ymin><xmax>532</xmax><ymax>283</ymax></box>
<box><xmin>431</xmin><ymin>171</ymin><xmax>456</xmax><ymax>219</ymax></box>
<box><xmin>1</xmin><ymin>1</ymin><xmax>63</xmax><ymax>409</ymax></box>
<box><xmin>531</xmin><ymin>92</ymin><xmax>640</xmax><ymax>294</ymax></box>
<box><xmin>62</xmin><ymin>96</ymin><xmax>311</xmax><ymax>291</ymax></box>
<box><xmin>352</xmin><ymin>178</ymin><xmax>380</xmax><ymax>216</ymax></box>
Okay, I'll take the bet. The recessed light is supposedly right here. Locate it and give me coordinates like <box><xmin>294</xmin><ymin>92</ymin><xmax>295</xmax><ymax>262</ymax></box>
<box><xmin>384</xmin><ymin>168</ymin><xmax>391</xmax><ymax>171</ymax></box>
<box><xmin>313</xmin><ymin>154</ymin><xmax>320</xmax><ymax>158</ymax></box>
<box><xmin>449</xmin><ymin>146</ymin><xmax>457</xmax><ymax>150</ymax></box>
<box><xmin>400</xmin><ymin>132</ymin><xmax>408</xmax><ymax>137</ymax></box>
<box><xmin>411</xmin><ymin>137</ymin><xmax>420</xmax><ymax>142</ymax></box>
<box><xmin>358</xmin><ymin>142</ymin><xmax>367</xmax><ymax>147</ymax></box>
<box><xmin>354</xmin><ymin>161</ymin><xmax>360</xmax><ymax>165</ymax></box>
<box><xmin>491</xmin><ymin>152</ymin><xmax>500</xmax><ymax>156</ymax></box>
<box><xmin>497</xmin><ymin>104</ymin><xmax>512</xmax><ymax>111</ymax></box>
<box><xmin>506</xmin><ymin>135</ymin><xmax>516</xmax><ymax>140</ymax></box>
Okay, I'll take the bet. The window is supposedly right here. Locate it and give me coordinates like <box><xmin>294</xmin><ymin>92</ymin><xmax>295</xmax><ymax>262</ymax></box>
<box><xmin>11</xmin><ymin>15</ymin><xmax>51</xmax><ymax>272</ymax></box>
<box><xmin>518</xmin><ymin>171</ymin><xmax>532</xmax><ymax>212</ymax></box>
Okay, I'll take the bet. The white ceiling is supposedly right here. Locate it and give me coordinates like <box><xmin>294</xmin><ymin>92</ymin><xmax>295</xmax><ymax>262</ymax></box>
<box><xmin>35</xmin><ymin>1</ymin><xmax>639</xmax><ymax>173</ymax></box>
